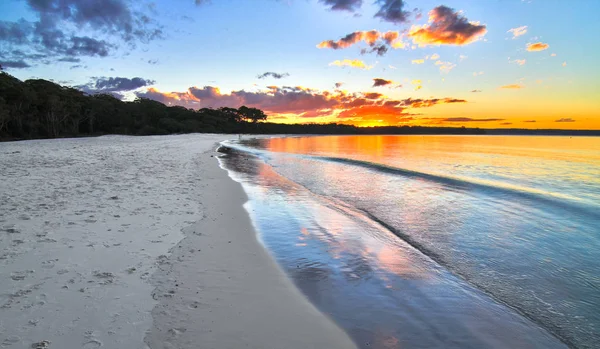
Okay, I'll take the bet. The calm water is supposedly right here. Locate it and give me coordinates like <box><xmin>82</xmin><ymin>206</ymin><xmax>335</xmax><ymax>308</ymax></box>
<box><xmin>219</xmin><ymin>135</ymin><xmax>600</xmax><ymax>349</ymax></box>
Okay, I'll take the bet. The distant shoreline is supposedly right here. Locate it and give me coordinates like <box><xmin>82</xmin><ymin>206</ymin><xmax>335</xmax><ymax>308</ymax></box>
<box><xmin>1</xmin><ymin>128</ymin><xmax>599</xmax><ymax>143</ymax></box>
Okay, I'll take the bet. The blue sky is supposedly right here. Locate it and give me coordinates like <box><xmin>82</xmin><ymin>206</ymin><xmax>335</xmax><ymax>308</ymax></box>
<box><xmin>1</xmin><ymin>0</ymin><xmax>599</xmax><ymax>128</ymax></box>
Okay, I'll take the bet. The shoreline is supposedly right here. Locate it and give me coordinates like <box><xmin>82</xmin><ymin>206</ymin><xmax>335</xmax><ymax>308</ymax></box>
<box><xmin>0</xmin><ymin>134</ymin><xmax>355</xmax><ymax>349</ymax></box>
<box><xmin>144</xmin><ymin>143</ymin><xmax>357</xmax><ymax>349</ymax></box>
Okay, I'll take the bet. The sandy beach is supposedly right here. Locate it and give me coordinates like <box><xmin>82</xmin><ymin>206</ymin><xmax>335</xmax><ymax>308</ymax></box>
<box><xmin>0</xmin><ymin>134</ymin><xmax>356</xmax><ymax>349</ymax></box>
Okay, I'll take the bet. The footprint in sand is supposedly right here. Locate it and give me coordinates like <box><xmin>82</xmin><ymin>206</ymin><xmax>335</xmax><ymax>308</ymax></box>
<box><xmin>1</xmin><ymin>335</ymin><xmax>21</xmax><ymax>347</ymax></box>
<box><xmin>82</xmin><ymin>340</ymin><xmax>102</xmax><ymax>348</ymax></box>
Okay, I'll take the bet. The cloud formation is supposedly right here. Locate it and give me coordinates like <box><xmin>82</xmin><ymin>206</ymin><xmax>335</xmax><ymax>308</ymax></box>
<box><xmin>320</xmin><ymin>0</ymin><xmax>363</xmax><ymax>12</ymax></box>
<box><xmin>500</xmin><ymin>84</ymin><xmax>524</xmax><ymax>89</ymax></box>
<box><xmin>512</xmin><ymin>59</ymin><xmax>526</xmax><ymax>66</ymax></box>
<box><xmin>374</xmin><ymin>0</ymin><xmax>410</xmax><ymax>24</ymax></box>
<box><xmin>317</xmin><ymin>30</ymin><xmax>404</xmax><ymax>54</ymax></box>
<box><xmin>555</xmin><ymin>118</ymin><xmax>575</xmax><ymax>122</ymax></box>
<box><xmin>508</xmin><ymin>26</ymin><xmax>527</xmax><ymax>39</ymax></box>
<box><xmin>0</xmin><ymin>0</ymin><xmax>162</xmax><ymax>67</ymax></box>
<box><xmin>435</xmin><ymin>60</ymin><xmax>456</xmax><ymax>73</ymax></box>
<box><xmin>257</xmin><ymin>72</ymin><xmax>290</xmax><ymax>79</ymax></box>
<box><xmin>471</xmin><ymin>89</ymin><xmax>482</xmax><ymax>93</ymax></box>
<box><xmin>408</xmin><ymin>6</ymin><xmax>487</xmax><ymax>46</ymax></box>
<box><xmin>0</xmin><ymin>60</ymin><xmax>31</xmax><ymax>69</ymax></box>
<box><xmin>77</xmin><ymin>76</ymin><xmax>155</xmax><ymax>94</ymax></box>
<box><xmin>136</xmin><ymin>84</ymin><xmax>467</xmax><ymax>125</ymax></box>
<box><xmin>329</xmin><ymin>59</ymin><xmax>373</xmax><ymax>69</ymax></box>
<box><xmin>442</xmin><ymin>117</ymin><xmax>502</xmax><ymax>122</ymax></box>
<box><xmin>372</xmin><ymin>78</ymin><xmax>393</xmax><ymax>87</ymax></box>
<box><xmin>412</xmin><ymin>59</ymin><xmax>424</xmax><ymax>64</ymax></box>
<box><xmin>527</xmin><ymin>42</ymin><xmax>549</xmax><ymax>51</ymax></box>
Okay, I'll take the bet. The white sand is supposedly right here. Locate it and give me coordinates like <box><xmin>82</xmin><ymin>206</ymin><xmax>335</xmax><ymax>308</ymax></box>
<box><xmin>0</xmin><ymin>134</ymin><xmax>355</xmax><ymax>349</ymax></box>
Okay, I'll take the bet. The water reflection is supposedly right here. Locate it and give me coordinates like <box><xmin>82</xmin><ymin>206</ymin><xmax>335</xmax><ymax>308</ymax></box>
<box><xmin>219</xmin><ymin>148</ymin><xmax>566</xmax><ymax>349</ymax></box>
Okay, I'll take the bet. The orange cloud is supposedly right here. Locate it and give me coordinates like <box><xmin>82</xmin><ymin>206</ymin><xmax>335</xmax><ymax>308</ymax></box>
<box><xmin>317</xmin><ymin>30</ymin><xmax>405</xmax><ymax>51</ymax></box>
<box><xmin>429</xmin><ymin>53</ymin><xmax>440</xmax><ymax>60</ymax></box>
<box><xmin>412</xmin><ymin>59</ymin><xmax>425</xmax><ymax>64</ymax></box>
<box><xmin>512</xmin><ymin>59</ymin><xmax>526</xmax><ymax>66</ymax></box>
<box><xmin>527</xmin><ymin>42</ymin><xmax>549</xmax><ymax>51</ymax></box>
<box><xmin>408</xmin><ymin>6</ymin><xmax>487</xmax><ymax>46</ymax></box>
<box><xmin>136</xmin><ymin>84</ymin><xmax>467</xmax><ymax>126</ymax></box>
<box><xmin>507</xmin><ymin>26</ymin><xmax>527</xmax><ymax>39</ymax></box>
<box><xmin>329</xmin><ymin>59</ymin><xmax>373</xmax><ymax>70</ymax></box>
<box><xmin>500</xmin><ymin>84</ymin><xmax>524</xmax><ymax>89</ymax></box>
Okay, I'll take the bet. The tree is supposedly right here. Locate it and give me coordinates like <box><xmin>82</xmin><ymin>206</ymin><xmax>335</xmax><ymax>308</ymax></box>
<box><xmin>238</xmin><ymin>105</ymin><xmax>267</xmax><ymax>123</ymax></box>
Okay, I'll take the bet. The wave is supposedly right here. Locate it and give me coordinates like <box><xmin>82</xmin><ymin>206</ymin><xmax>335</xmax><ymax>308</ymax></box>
<box><xmin>312</xmin><ymin>155</ymin><xmax>599</xmax><ymax>219</ymax></box>
<box><xmin>221</xmin><ymin>141</ymin><xmax>598</xmax><ymax>220</ymax></box>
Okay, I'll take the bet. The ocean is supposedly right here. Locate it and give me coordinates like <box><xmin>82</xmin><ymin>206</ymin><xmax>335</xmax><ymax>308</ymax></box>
<box><xmin>218</xmin><ymin>135</ymin><xmax>600</xmax><ymax>349</ymax></box>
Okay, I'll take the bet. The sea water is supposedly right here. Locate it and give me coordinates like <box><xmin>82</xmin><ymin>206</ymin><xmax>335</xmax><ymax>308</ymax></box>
<box><xmin>218</xmin><ymin>135</ymin><xmax>600</xmax><ymax>349</ymax></box>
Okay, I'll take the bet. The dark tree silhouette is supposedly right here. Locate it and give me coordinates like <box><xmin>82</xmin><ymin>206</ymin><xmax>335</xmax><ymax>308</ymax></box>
<box><xmin>3</xmin><ymin>71</ymin><xmax>589</xmax><ymax>141</ymax></box>
<box><xmin>238</xmin><ymin>106</ymin><xmax>267</xmax><ymax>123</ymax></box>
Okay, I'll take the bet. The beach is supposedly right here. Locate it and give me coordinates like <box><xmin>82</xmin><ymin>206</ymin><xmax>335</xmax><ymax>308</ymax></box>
<box><xmin>0</xmin><ymin>134</ymin><xmax>356</xmax><ymax>349</ymax></box>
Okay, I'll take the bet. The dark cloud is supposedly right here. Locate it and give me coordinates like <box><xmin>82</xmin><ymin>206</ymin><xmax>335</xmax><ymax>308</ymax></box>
<box><xmin>0</xmin><ymin>60</ymin><xmax>31</xmax><ymax>69</ymax></box>
<box><xmin>147</xmin><ymin>59</ymin><xmax>159</xmax><ymax>65</ymax></box>
<box><xmin>257</xmin><ymin>72</ymin><xmax>290</xmax><ymax>79</ymax></box>
<box><xmin>471</xmin><ymin>89</ymin><xmax>482</xmax><ymax>93</ymax></box>
<box><xmin>362</xmin><ymin>44</ymin><xmax>388</xmax><ymax>56</ymax></box>
<box><xmin>374</xmin><ymin>0</ymin><xmax>410</xmax><ymax>24</ymax></box>
<box><xmin>67</xmin><ymin>36</ymin><xmax>112</xmax><ymax>56</ymax></box>
<box><xmin>408</xmin><ymin>6</ymin><xmax>487</xmax><ymax>46</ymax></box>
<box><xmin>372</xmin><ymin>78</ymin><xmax>392</xmax><ymax>87</ymax></box>
<box><xmin>335</xmin><ymin>82</ymin><xmax>344</xmax><ymax>89</ymax></box>
<box><xmin>57</xmin><ymin>57</ymin><xmax>80</xmax><ymax>63</ymax></box>
<box><xmin>0</xmin><ymin>20</ymin><xmax>33</xmax><ymax>44</ymax></box>
<box><xmin>0</xmin><ymin>0</ymin><xmax>162</xmax><ymax>67</ymax></box>
<box><xmin>364</xmin><ymin>92</ymin><xmax>383</xmax><ymax>99</ymax></box>
<box><xmin>442</xmin><ymin>117</ymin><xmax>502</xmax><ymax>122</ymax></box>
<box><xmin>555</xmin><ymin>118</ymin><xmax>575</xmax><ymax>122</ymax></box>
<box><xmin>398</xmin><ymin>98</ymin><xmax>467</xmax><ymax>108</ymax></box>
<box><xmin>77</xmin><ymin>76</ymin><xmax>155</xmax><ymax>94</ymax></box>
<box><xmin>500</xmin><ymin>122</ymin><xmax>513</xmax><ymax>125</ymax></box>
<box><xmin>320</xmin><ymin>0</ymin><xmax>363</xmax><ymax>12</ymax></box>
<box><xmin>194</xmin><ymin>0</ymin><xmax>211</xmax><ymax>5</ymax></box>
<box><xmin>524</xmin><ymin>120</ymin><xmax>536</xmax><ymax>123</ymax></box>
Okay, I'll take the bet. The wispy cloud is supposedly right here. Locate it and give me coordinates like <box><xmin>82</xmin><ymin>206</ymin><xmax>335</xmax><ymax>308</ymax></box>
<box><xmin>507</xmin><ymin>26</ymin><xmax>528</xmax><ymax>39</ymax></box>
<box><xmin>512</xmin><ymin>59</ymin><xmax>526</xmax><ymax>66</ymax></box>
<box><xmin>500</xmin><ymin>84</ymin><xmax>525</xmax><ymax>90</ymax></box>
<box><xmin>411</xmin><ymin>59</ymin><xmax>425</xmax><ymax>64</ymax></box>
<box><xmin>500</xmin><ymin>84</ymin><xmax>524</xmax><ymax>89</ymax></box>
<box><xmin>434</xmin><ymin>60</ymin><xmax>456</xmax><ymax>73</ymax></box>
<box><xmin>555</xmin><ymin>118</ymin><xmax>575</xmax><ymax>122</ymax></box>
<box><xmin>329</xmin><ymin>59</ymin><xmax>373</xmax><ymax>69</ymax></box>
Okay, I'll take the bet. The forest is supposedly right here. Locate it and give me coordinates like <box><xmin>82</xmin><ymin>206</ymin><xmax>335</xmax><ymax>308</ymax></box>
<box><xmin>1</xmin><ymin>71</ymin><xmax>596</xmax><ymax>142</ymax></box>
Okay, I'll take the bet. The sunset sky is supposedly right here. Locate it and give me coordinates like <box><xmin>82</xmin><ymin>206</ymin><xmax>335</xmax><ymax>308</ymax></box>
<box><xmin>1</xmin><ymin>0</ymin><xmax>599</xmax><ymax>129</ymax></box>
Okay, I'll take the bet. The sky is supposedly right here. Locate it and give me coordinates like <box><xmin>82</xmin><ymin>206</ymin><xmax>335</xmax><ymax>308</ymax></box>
<box><xmin>1</xmin><ymin>0</ymin><xmax>599</xmax><ymax>129</ymax></box>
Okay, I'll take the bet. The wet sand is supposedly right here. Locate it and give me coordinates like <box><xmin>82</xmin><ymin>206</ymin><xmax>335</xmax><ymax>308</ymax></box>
<box><xmin>0</xmin><ymin>134</ymin><xmax>355</xmax><ymax>349</ymax></box>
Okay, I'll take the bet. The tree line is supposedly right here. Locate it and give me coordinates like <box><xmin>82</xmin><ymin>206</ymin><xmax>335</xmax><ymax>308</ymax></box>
<box><xmin>7</xmin><ymin>70</ymin><xmax>592</xmax><ymax>142</ymax></box>
<box><xmin>0</xmin><ymin>71</ymin><xmax>272</xmax><ymax>141</ymax></box>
